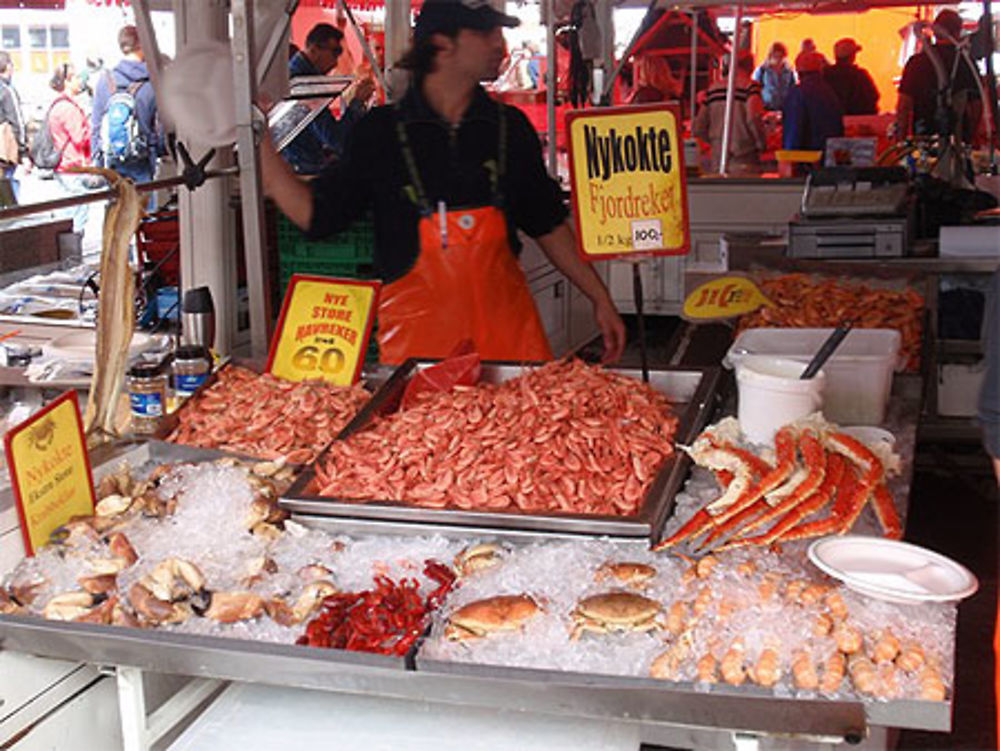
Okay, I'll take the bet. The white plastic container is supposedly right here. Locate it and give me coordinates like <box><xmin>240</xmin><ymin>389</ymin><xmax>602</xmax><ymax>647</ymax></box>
<box><xmin>735</xmin><ymin>356</ymin><xmax>825</xmax><ymax>445</ymax></box>
<box><xmin>726</xmin><ymin>328</ymin><xmax>902</xmax><ymax>425</ymax></box>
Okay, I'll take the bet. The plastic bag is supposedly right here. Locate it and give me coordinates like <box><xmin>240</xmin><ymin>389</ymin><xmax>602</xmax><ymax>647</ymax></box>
<box><xmin>400</xmin><ymin>340</ymin><xmax>481</xmax><ymax>411</ymax></box>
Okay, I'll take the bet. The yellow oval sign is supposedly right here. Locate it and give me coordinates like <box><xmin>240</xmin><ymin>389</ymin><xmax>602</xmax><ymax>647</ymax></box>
<box><xmin>683</xmin><ymin>276</ymin><xmax>771</xmax><ymax>320</ymax></box>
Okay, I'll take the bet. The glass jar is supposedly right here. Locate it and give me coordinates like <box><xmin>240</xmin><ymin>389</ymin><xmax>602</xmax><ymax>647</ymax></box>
<box><xmin>172</xmin><ymin>344</ymin><xmax>211</xmax><ymax>399</ymax></box>
<box><xmin>128</xmin><ymin>362</ymin><xmax>167</xmax><ymax>434</ymax></box>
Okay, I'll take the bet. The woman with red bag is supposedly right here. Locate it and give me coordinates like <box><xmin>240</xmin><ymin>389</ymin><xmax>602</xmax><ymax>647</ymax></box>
<box><xmin>47</xmin><ymin>62</ymin><xmax>93</xmax><ymax>233</ymax></box>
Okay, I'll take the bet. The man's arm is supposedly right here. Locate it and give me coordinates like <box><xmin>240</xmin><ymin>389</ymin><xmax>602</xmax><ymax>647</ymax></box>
<box><xmin>91</xmin><ymin>75</ymin><xmax>108</xmax><ymax>160</ymax></box>
<box><xmin>862</xmin><ymin>71</ymin><xmax>880</xmax><ymax>115</ymax></box>
<box><xmin>895</xmin><ymin>92</ymin><xmax>914</xmax><ymax>141</ymax></box>
<box><xmin>535</xmin><ymin>221</ymin><xmax>626</xmax><ymax>363</ymax></box>
<box><xmin>260</xmin><ymin>134</ymin><xmax>314</xmax><ymax>230</ymax></box>
<box><xmin>782</xmin><ymin>89</ymin><xmax>804</xmax><ymax>149</ymax></box>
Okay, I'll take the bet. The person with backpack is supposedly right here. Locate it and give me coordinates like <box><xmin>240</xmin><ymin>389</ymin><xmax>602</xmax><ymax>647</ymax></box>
<box><xmin>0</xmin><ymin>51</ymin><xmax>26</xmax><ymax>200</ymax></box>
<box><xmin>44</xmin><ymin>62</ymin><xmax>92</xmax><ymax>233</ymax></box>
<box><xmin>90</xmin><ymin>25</ymin><xmax>160</xmax><ymax>189</ymax></box>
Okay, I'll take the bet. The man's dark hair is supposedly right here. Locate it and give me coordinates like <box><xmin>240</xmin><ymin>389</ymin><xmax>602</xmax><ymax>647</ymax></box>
<box><xmin>119</xmin><ymin>25</ymin><xmax>141</xmax><ymax>55</ymax></box>
<box><xmin>305</xmin><ymin>23</ymin><xmax>344</xmax><ymax>48</ymax></box>
<box><xmin>50</xmin><ymin>63</ymin><xmax>71</xmax><ymax>92</ymax></box>
<box><xmin>397</xmin><ymin>29</ymin><xmax>460</xmax><ymax>82</ymax></box>
<box><xmin>0</xmin><ymin>51</ymin><xmax>11</xmax><ymax>73</ymax></box>
<box><xmin>934</xmin><ymin>9</ymin><xmax>963</xmax><ymax>42</ymax></box>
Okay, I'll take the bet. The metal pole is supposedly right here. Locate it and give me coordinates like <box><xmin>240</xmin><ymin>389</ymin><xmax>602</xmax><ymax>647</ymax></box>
<box><xmin>718</xmin><ymin>2</ymin><xmax>743</xmax><ymax>176</ymax></box>
<box><xmin>545</xmin><ymin>0</ymin><xmax>557</xmax><ymax>176</ymax></box>
<box><xmin>384</xmin><ymin>0</ymin><xmax>410</xmax><ymax>103</ymax></box>
<box><xmin>231</xmin><ymin>0</ymin><xmax>274</xmax><ymax>358</ymax></box>
<box><xmin>689</xmin><ymin>11</ymin><xmax>698</xmax><ymax>123</ymax></box>
<box><xmin>0</xmin><ymin>168</ymin><xmax>238</xmax><ymax>222</ymax></box>
<box><xmin>132</xmin><ymin>0</ymin><xmax>165</xmax><ymax>117</ymax></box>
<box><xmin>601</xmin><ymin>0</ymin><xmax>657</xmax><ymax>102</ymax></box>
<box><xmin>338</xmin><ymin>0</ymin><xmax>391</xmax><ymax>98</ymax></box>
<box><xmin>255</xmin><ymin>0</ymin><xmax>300</xmax><ymax>86</ymax></box>
<box><xmin>983</xmin><ymin>0</ymin><xmax>998</xmax><ymax>170</ymax></box>
<box><xmin>632</xmin><ymin>263</ymin><xmax>649</xmax><ymax>383</ymax></box>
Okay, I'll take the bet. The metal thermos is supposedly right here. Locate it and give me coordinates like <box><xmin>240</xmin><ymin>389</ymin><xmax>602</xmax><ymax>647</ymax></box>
<box><xmin>181</xmin><ymin>286</ymin><xmax>215</xmax><ymax>350</ymax></box>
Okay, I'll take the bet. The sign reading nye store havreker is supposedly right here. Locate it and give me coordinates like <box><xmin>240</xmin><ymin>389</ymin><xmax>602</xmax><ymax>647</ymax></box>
<box><xmin>267</xmin><ymin>275</ymin><xmax>380</xmax><ymax>387</ymax></box>
<box><xmin>567</xmin><ymin>104</ymin><xmax>690</xmax><ymax>260</ymax></box>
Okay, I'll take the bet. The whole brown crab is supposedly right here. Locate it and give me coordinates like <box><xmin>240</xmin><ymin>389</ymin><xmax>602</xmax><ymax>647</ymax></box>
<box><xmin>594</xmin><ymin>561</ymin><xmax>657</xmax><ymax>589</ymax></box>
<box><xmin>570</xmin><ymin>591</ymin><xmax>664</xmax><ymax>640</ymax></box>
<box><xmin>444</xmin><ymin>594</ymin><xmax>541</xmax><ymax>641</ymax></box>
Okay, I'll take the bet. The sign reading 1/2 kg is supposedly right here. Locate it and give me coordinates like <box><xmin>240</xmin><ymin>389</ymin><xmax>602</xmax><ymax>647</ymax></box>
<box><xmin>567</xmin><ymin>104</ymin><xmax>690</xmax><ymax>260</ymax></box>
<box><xmin>4</xmin><ymin>391</ymin><xmax>96</xmax><ymax>556</ymax></box>
<box><xmin>267</xmin><ymin>275</ymin><xmax>380</xmax><ymax>386</ymax></box>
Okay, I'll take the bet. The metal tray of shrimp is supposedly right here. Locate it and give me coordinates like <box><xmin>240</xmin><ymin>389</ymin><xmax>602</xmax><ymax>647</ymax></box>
<box><xmin>280</xmin><ymin>361</ymin><xmax>721</xmax><ymax>540</ymax></box>
<box><xmin>152</xmin><ymin>358</ymin><xmax>394</xmax><ymax>463</ymax></box>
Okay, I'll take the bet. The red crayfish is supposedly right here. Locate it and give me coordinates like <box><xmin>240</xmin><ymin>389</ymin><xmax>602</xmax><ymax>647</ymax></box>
<box><xmin>297</xmin><ymin>559</ymin><xmax>456</xmax><ymax>656</ymax></box>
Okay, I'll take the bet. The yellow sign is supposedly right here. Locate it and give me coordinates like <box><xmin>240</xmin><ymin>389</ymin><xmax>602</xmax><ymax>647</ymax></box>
<box><xmin>267</xmin><ymin>275</ymin><xmax>380</xmax><ymax>386</ymax></box>
<box><xmin>567</xmin><ymin>104</ymin><xmax>690</xmax><ymax>259</ymax></box>
<box><xmin>683</xmin><ymin>276</ymin><xmax>772</xmax><ymax>320</ymax></box>
<box><xmin>5</xmin><ymin>391</ymin><xmax>96</xmax><ymax>556</ymax></box>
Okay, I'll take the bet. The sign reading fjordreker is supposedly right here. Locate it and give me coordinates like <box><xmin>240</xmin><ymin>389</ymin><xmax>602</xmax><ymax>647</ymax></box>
<box><xmin>567</xmin><ymin>105</ymin><xmax>690</xmax><ymax>260</ymax></box>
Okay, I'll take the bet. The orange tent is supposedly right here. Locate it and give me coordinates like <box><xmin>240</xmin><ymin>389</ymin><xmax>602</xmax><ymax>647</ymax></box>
<box><xmin>752</xmin><ymin>6</ymin><xmax>927</xmax><ymax>114</ymax></box>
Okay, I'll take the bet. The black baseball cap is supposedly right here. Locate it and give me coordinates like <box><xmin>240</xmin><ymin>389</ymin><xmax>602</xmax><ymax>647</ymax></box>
<box><xmin>414</xmin><ymin>0</ymin><xmax>520</xmax><ymax>42</ymax></box>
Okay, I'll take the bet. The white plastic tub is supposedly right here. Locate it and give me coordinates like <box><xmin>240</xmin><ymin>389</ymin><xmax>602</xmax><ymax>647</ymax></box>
<box><xmin>726</xmin><ymin>328</ymin><xmax>902</xmax><ymax>425</ymax></box>
<box><xmin>735</xmin><ymin>356</ymin><xmax>825</xmax><ymax>445</ymax></box>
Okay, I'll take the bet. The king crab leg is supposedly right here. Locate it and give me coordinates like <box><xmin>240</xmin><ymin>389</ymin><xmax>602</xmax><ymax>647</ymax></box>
<box><xmin>694</xmin><ymin>427</ymin><xmax>798</xmax><ymax>551</ymax></box>
<box><xmin>709</xmin><ymin>431</ymin><xmax>827</xmax><ymax>552</ymax></box>
<box><xmin>731</xmin><ymin>452</ymin><xmax>847</xmax><ymax>548</ymax></box>
<box><xmin>652</xmin><ymin>437</ymin><xmax>769</xmax><ymax>551</ymax></box>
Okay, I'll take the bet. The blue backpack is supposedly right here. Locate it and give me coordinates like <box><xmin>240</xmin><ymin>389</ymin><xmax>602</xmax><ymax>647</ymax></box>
<box><xmin>100</xmin><ymin>72</ymin><xmax>149</xmax><ymax>169</ymax></box>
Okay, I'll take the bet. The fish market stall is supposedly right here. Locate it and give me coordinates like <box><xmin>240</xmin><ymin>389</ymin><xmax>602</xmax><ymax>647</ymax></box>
<box><xmin>0</xmin><ymin>356</ymin><xmax>966</xmax><ymax>751</ymax></box>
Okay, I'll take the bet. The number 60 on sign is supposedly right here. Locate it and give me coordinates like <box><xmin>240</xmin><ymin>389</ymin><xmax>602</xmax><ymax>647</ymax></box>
<box><xmin>267</xmin><ymin>275</ymin><xmax>381</xmax><ymax>386</ymax></box>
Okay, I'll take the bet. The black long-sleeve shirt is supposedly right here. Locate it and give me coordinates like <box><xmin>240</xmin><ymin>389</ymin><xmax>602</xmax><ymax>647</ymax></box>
<box><xmin>308</xmin><ymin>84</ymin><xmax>568</xmax><ymax>283</ymax></box>
<box><xmin>0</xmin><ymin>76</ymin><xmax>24</xmax><ymax>147</ymax></box>
<box><xmin>979</xmin><ymin>270</ymin><xmax>1000</xmax><ymax>459</ymax></box>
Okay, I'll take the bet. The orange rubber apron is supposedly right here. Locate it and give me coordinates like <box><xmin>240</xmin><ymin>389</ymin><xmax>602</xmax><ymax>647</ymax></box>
<box><xmin>995</xmin><ymin>594</ymin><xmax>999</xmax><ymax>746</ymax></box>
<box><xmin>376</xmin><ymin>103</ymin><xmax>552</xmax><ymax>365</ymax></box>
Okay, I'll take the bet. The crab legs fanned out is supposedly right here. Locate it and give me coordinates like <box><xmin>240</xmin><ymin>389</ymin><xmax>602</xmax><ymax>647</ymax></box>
<box><xmin>653</xmin><ymin>422</ymin><xmax>797</xmax><ymax>552</ymax></box>
<box><xmin>651</xmin><ymin>420</ymin><xmax>777</xmax><ymax>552</ymax></box>
<box><xmin>653</xmin><ymin>417</ymin><xmax>903</xmax><ymax>553</ymax></box>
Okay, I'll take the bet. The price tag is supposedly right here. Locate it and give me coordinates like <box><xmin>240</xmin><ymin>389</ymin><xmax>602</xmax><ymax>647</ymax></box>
<box><xmin>682</xmin><ymin>275</ymin><xmax>772</xmax><ymax>321</ymax></box>
<box><xmin>4</xmin><ymin>391</ymin><xmax>96</xmax><ymax>556</ymax></box>
<box><xmin>266</xmin><ymin>275</ymin><xmax>380</xmax><ymax>386</ymax></box>
<box><xmin>566</xmin><ymin>104</ymin><xmax>690</xmax><ymax>260</ymax></box>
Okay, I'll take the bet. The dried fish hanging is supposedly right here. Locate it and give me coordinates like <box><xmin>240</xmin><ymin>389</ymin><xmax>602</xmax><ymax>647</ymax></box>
<box><xmin>81</xmin><ymin>169</ymin><xmax>144</xmax><ymax>442</ymax></box>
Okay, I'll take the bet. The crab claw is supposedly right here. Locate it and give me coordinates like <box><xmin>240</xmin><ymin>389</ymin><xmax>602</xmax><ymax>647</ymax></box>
<box><xmin>196</xmin><ymin>591</ymin><xmax>267</xmax><ymax>623</ymax></box>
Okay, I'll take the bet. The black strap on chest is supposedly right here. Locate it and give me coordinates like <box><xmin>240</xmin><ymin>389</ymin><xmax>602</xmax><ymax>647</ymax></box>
<box><xmin>395</xmin><ymin>99</ymin><xmax>507</xmax><ymax>216</ymax></box>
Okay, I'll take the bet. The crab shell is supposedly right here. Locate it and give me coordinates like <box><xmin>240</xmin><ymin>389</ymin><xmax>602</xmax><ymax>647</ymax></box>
<box><xmin>594</xmin><ymin>561</ymin><xmax>657</xmax><ymax>588</ymax></box>
<box><xmin>453</xmin><ymin>543</ymin><xmax>504</xmax><ymax>577</ymax></box>
<box><xmin>570</xmin><ymin>591</ymin><xmax>663</xmax><ymax>640</ymax></box>
<box><xmin>444</xmin><ymin>594</ymin><xmax>540</xmax><ymax>641</ymax></box>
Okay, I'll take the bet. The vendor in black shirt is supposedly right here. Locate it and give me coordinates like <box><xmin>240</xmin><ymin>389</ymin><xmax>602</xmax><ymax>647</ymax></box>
<box><xmin>261</xmin><ymin>0</ymin><xmax>625</xmax><ymax>365</ymax></box>
<box><xmin>823</xmin><ymin>38</ymin><xmax>879</xmax><ymax>116</ymax></box>
<box><xmin>896</xmin><ymin>9</ymin><xmax>982</xmax><ymax>142</ymax></box>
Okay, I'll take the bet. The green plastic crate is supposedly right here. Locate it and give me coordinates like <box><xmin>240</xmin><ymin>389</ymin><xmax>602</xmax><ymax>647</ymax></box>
<box><xmin>277</xmin><ymin>214</ymin><xmax>374</xmax><ymax>264</ymax></box>
<box><xmin>278</xmin><ymin>260</ymin><xmax>375</xmax><ymax>297</ymax></box>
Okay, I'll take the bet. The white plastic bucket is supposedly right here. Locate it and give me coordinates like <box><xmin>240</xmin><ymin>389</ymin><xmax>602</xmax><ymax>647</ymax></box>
<box><xmin>726</xmin><ymin>328</ymin><xmax>901</xmax><ymax>425</ymax></box>
<box><xmin>736</xmin><ymin>356</ymin><xmax>825</xmax><ymax>445</ymax></box>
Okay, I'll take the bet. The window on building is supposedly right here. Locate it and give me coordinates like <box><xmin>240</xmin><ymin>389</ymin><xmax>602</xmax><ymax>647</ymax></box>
<box><xmin>28</xmin><ymin>26</ymin><xmax>46</xmax><ymax>50</ymax></box>
<box><xmin>1</xmin><ymin>26</ymin><xmax>20</xmax><ymax>50</ymax></box>
<box><xmin>50</xmin><ymin>26</ymin><xmax>69</xmax><ymax>50</ymax></box>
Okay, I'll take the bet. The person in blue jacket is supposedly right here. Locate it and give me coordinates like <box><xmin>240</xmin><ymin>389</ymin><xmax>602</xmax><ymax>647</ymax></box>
<box><xmin>283</xmin><ymin>23</ymin><xmax>375</xmax><ymax>174</ymax></box>
<box><xmin>753</xmin><ymin>41</ymin><xmax>794</xmax><ymax>111</ymax></box>
<box><xmin>90</xmin><ymin>25</ymin><xmax>160</xmax><ymax>186</ymax></box>
<box><xmin>782</xmin><ymin>50</ymin><xmax>843</xmax><ymax>154</ymax></box>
